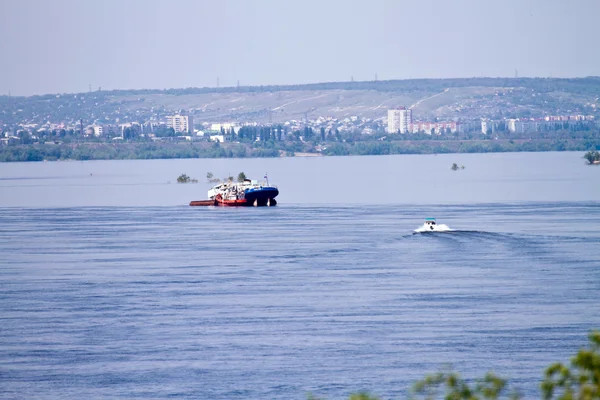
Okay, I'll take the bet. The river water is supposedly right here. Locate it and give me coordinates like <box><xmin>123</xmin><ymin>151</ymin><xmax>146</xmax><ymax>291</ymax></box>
<box><xmin>1</xmin><ymin>152</ymin><xmax>599</xmax><ymax>399</ymax></box>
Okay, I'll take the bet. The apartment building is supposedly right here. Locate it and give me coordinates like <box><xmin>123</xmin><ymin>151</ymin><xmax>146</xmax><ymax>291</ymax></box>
<box><xmin>167</xmin><ymin>115</ymin><xmax>194</xmax><ymax>134</ymax></box>
<box><xmin>387</xmin><ymin>107</ymin><xmax>412</xmax><ymax>133</ymax></box>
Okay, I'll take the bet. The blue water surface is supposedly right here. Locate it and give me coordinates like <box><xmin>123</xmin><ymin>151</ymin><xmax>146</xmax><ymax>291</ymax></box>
<box><xmin>1</xmin><ymin>153</ymin><xmax>600</xmax><ymax>399</ymax></box>
<box><xmin>1</xmin><ymin>202</ymin><xmax>600</xmax><ymax>399</ymax></box>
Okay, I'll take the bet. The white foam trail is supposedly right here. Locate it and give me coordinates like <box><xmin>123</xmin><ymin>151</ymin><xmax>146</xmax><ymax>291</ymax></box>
<box><xmin>413</xmin><ymin>223</ymin><xmax>453</xmax><ymax>233</ymax></box>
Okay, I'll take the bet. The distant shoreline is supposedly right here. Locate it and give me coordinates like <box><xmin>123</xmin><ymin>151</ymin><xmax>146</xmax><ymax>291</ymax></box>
<box><xmin>293</xmin><ymin>152</ymin><xmax>323</xmax><ymax>157</ymax></box>
<box><xmin>0</xmin><ymin>139</ymin><xmax>598</xmax><ymax>162</ymax></box>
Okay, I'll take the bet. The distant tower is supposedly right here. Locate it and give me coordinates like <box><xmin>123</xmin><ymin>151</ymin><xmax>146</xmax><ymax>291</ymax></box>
<box><xmin>375</xmin><ymin>73</ymin><xmax>378</xmax><ymax>81</ymax></box>
<box><xmin>351</xmin><ymin>76</ymin><xmax>354</xmax><ymax>82</ymax></box>
<box><xmin>217</xmin><ymin>77</ymin><xmax>220</xmax><ymax>88</ymax></box>
<box><xmin>515</xmin><ymin>69</ymin><xmax>518</xmax><ymax>78</ymax></box>
<box><xmin>237</xmin><ymin>80</ymin><xmax>240</xmax><ymax>89</ymax></box>
<box><xmin>89</xmin><ymin>84</ymin><xmax>92</xmax><ymax>93</ymax></box>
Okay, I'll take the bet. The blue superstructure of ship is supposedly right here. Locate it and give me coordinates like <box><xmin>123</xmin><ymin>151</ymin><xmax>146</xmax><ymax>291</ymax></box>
<box><xmin>243</xmin><ymin>182</ymin><xmax>279</xmax><ymax>206</ymax></box>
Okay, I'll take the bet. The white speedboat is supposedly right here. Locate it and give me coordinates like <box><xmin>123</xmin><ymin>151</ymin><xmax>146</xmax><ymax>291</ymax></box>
<box><xmin>414</xmin><ymin>218</ymin><xmax>452</xmax><ymax>233</ymax></box>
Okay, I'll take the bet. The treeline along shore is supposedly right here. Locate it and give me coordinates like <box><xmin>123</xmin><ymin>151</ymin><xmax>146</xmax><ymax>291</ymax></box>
<box><xmin>1</xmin><ymin>137</ymin><xmax>600</xmax><ymax>162</ymax></box>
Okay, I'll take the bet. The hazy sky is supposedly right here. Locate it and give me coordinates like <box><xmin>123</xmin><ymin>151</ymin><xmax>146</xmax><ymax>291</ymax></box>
<box><xmin>1</xmin><ymin>0</ymin><xmax>599</xmax><ymax>96</ymax></box>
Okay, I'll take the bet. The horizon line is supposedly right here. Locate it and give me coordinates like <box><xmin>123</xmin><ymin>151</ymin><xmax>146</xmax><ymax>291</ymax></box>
<box><xmin>3</xmin><ymin>75</ymin><xmax>600</xmax><ymax>99</ymax></box>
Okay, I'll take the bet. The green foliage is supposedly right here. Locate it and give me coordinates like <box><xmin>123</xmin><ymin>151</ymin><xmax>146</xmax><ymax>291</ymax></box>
<box><xmin>237</xmin><ymin>172</ymin><xmax>247</xmax><ymax>182</ymax></box>
<box><xmin>1</xmin><ymin>134</ymin><xmax>600</xmax><ymax>162</ymax></box>
<box><xmin>303</xmin><ymin>330</ymin><xmax>600</xmax><ymax>400</ymax></box>
<box><xmin>254</xmin><ymin>148</ymin><xmax>280</xmax><ymax>157</ymax></box>
<box><xmin>412</xmin><ymin>370</ymin><xmax>519</xmax><ymax>400</ymax></box>
<box><xmin>323</xmin><ymin>143</ymin><xmax>350</xmax><ymax>156</ymax></box>
<box><xmin>231</xmin><ymin>144</ymin><xmax>248</xmax><ymax>158</ymax></box>
<box><xmin>541</xmin><ymin>330</ymin><xmax>600</xmax><ymax>400</ymax></box>
<box><xmin>349</xmin><ymin>393</ymin><xmax>380</xmax><ymax>400</ymax></box>
<box><xmin>583</xmin><ymin>150</ymin><xmax>600</xmax><ymax>164</ymax></box>
<box><xmin>177</xmin><ymin>173</ymin><xmax>190</xmax><ymax>183</ymax></box>
<box><xmin>206</xmin><ymin>172</ymin><xmax>220</xmax><ymax>182</ymax></box>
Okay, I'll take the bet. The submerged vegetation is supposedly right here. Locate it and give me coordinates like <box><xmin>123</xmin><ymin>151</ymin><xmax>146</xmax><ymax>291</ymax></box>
<box><xmin>176</xmin><ymin>173</ymin><xmax>197</xmax><ymax>183</ymax></box>
<box><xmin>583</xmin><ymin>150</ymin><xmax>600</xmax><ymax>164</ymax></box>
<box><xmin>309</xmin><ymin>330</ymin><xmax>600</xmax><ymax>400</ymax></box>
<box><xmin>176</xmin><ymin>173</ymin><xmax>190</xmax><ymax>183</ymax></box>
<box><xmin>203</xmin><ymin>171</ymin><xmax>248</xmax><ymax>184</ymax></box>
<box><xmin>206</xmin><ymin>172</ymin><xmax>220</xmax><ymax>183</ymax></box>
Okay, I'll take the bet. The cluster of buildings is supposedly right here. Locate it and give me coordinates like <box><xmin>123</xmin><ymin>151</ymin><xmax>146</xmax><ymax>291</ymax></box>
<box><xmin>81</xmin><ymin>114</ymin><xmax>195</xmax><ymax>139</ymax></box>
<box><xmin>386</xmin><ymin>106</ymin><xmax>597</xmax><ymax>136</ymax></box>
<box><xmin>387</xmin><ymin>107</ymin><xmax>462</xmax><ymax>134</ymax></box>
<box><xmin>282</xmin><ymin>115</ymin><xmax>376</xmax><ymax>135</ymax></box>
<box><xmin>197</xmin><ymin>115</ymin><xmax>379</xmax><ymax>142</ymax></box>
<box><xmin>3</xmin><ymin>103</ymin><xmax>598</xmax><ymax>147</ymax></box>
<box><xmin>483</xmin><ymin>115</ymin><xmax>596</xmax><ymax>134</ymax></box>
<box><xmin>0</xmin><ymin>113</ymin><xmax>199</xmax><ymax>145</ymax></box>
<box><xmin>408</xmin><ymin>121</ymin><xmax>460</xmax><ymax>134</ymax></box>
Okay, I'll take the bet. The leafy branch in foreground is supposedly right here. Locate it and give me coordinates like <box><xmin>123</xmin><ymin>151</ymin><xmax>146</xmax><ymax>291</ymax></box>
<box><xmin>349</xmin><ymin>393</ymin><xmax>381</xmax><ymax>400</ymax></box>
<box><xmin>541</xmin><ymin>330</ymin><xmax>600</xmax><ymax>400</ymax></box>
<box><xmin>307</xmin><ymin>330</ymin><xmax>599</xmax><ymax>400</ymax></box>
<box><xmin>411</xmin><ymin>369</ymin><xmax>519</xmax><ymax>400</ymax></box>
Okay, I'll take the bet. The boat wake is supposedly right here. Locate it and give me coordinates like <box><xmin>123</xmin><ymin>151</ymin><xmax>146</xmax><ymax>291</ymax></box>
<box><xmin>413</xmin><ymin>223</ymin><xmax>453</xmax><ymax>233</ymax></box>
<box><xmin>413</xmin><ymin>218</ymin><xmax>453</xmax><ymax>233</ymax></box>
<box><xmin>408</xmin><ymin>229</ymin><xmax>518</xmax><ymax>242</ymax></box>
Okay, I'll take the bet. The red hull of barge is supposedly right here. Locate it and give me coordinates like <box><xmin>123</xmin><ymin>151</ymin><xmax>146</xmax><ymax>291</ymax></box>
<box><xmin>189</xmin><ymin>195</ymin><xmax>249</xmax><ymax>207</ymax></box>
<box><xmin>215</xmin><ymin>198</ymin><xmax>248</xmax><ymax>206</ymax></box>
<box><xmin>189</xmin><ymin>193</ymin><xmax>277</xmax><ymax>207</ymax></box>
<box><xmin>189</xmin><ymin>200</ymin><xmax>217</xmax><ymax>206</ymax></box>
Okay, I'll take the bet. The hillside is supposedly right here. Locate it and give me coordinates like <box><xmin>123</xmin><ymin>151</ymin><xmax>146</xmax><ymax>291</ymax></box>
<box><xmin>1</xmin><ymin>77</ymin><xmax>599</xmax><ymax>127</ymax></box>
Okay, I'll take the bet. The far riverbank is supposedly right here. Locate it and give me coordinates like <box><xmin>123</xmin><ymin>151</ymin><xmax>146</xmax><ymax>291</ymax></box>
<box><xmin>0</xmin><ymin>138</ymin><xmax>599</xmax><ymax>162</ymax></box>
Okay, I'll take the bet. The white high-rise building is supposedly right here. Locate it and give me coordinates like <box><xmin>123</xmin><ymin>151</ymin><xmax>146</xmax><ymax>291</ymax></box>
<box><xmin>387</xmin><ymin>109</ymin><xmax>400</xmax><ymax>133</ymax></box>
<box><xmin>387</xmin><ymin>107</ymin><xmax>412</xmax><ymax>133</ymax></box>
<box><xmin>399</xmin><ymin>108</ymin><xmax>412</xmax><ymax>133</ymax></box>
<box><xmin>481</xmin><ymin>119</ymin><xmax>489</xmax><ymax>134</ymax></box>
<box><xmin>507</xmin><ymin>119</ymin><xmax>518</xmax><ymax>133</ymax></box>
<box><xmin>167</xmin><ymin>115</ymin><xmax>194</xmax><ymax>134</ymax></box>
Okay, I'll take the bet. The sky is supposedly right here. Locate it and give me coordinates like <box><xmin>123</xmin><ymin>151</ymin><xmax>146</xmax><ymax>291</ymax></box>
<box><xmin>0</xmin><ymin>0</ymin><xmax>599</xmax><ymax>96</ymax></box>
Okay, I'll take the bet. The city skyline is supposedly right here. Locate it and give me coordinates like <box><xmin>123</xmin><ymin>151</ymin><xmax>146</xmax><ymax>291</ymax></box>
<box><xmin>1</xmin><ymin>0</ymin><xmax>600</xmax><ymax>96</ymax></box>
